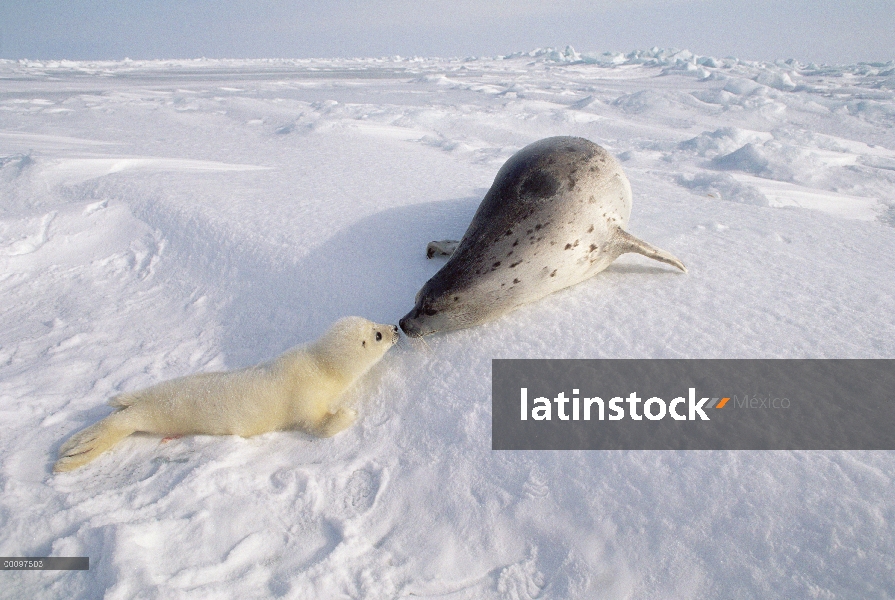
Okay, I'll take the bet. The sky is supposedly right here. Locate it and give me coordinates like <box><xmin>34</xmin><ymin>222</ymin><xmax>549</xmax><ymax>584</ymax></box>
<box><xmin>0</xmin><ymin>0</ymin><xmax>894</xmax><ymax>64</ymax></box>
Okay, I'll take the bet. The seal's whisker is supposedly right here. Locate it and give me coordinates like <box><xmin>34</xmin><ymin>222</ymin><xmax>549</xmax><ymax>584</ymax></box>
<box><xmin>400</xmin><ymin>334</ymin><xmax>433</xmax><ymax>354</ymax></box>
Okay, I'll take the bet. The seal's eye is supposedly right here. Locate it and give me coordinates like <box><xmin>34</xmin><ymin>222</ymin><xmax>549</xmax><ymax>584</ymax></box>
<box><xmin>375</xmin><ymin>331</ymin><xmax>382</xmax><ymax>341</ymax></box>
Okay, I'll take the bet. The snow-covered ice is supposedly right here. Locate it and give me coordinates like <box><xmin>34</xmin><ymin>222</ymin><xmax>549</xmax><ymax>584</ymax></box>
<box><xmin>1</xmin><ymin>49</ymin><xmax>894</xmax><ymax>598</ymax></box>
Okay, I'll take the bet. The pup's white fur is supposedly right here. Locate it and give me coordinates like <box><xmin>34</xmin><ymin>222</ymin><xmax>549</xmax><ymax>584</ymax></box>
<box><xmin>55</xmin><ymin>317</ymin><xmax>399</xmax><ymax>472</ymax></box>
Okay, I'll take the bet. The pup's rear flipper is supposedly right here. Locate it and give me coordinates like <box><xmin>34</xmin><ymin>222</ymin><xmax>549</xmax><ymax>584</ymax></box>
<box><xmin>54</xmin><ymin>410</ymin><xmax>137</xmax><ymax>472</ymax></box>
<box><xmin>613</xmin><ymin>227</ymin><xmax>687</xmax><ymax>273</ymax></box>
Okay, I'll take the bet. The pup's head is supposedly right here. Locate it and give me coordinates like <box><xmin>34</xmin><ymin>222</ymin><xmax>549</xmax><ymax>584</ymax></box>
<box><xmin>317</xmin><ymin>316</ymin><xmax>399</xmax><ymax>379</ymax></box>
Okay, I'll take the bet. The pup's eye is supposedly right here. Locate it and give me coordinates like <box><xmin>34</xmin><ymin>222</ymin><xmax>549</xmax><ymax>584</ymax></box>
<box><xmin>375</xmin><ymin>332</ymin><xmax>382</xmax><ymax>341</ymax></box>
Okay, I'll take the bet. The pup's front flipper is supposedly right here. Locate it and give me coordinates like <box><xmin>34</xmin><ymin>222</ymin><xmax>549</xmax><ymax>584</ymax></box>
<box><xmin>54</xmin><ymin>410</ymin><xmax>137</xmax><ymax>472</ymax></box>
<box><xmin>315</xmin><ymin>407</ymin><xmax>358</xmax><ymax>438</ymax></box>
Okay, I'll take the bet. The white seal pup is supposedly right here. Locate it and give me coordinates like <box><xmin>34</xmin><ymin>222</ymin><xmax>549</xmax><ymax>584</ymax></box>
<box><xmin>54</xmin><ymin>317</ymin><xmax>399</xmax><ymax>472</ymax></box>
<box><xmin>400</xmin><ymin>136</ymin><xmax>685</xmax><ymax>337</ymax></box>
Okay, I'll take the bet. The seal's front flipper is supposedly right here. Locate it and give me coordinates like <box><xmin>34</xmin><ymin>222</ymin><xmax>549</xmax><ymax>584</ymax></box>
<box><xmin>613</xmin><ymin>227</ymin><xmax>687</xmax><ymax>273</ymax></box>
<box><xmin>426</xmin><ymin>240</ymin><xmax>460</xmax><ymax>259</ymax></box>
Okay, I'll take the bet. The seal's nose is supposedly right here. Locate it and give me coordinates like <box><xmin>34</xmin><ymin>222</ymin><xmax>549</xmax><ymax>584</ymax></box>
<box><xmin>399</xmin><ymin>316</ymin><xmax>422</xmax><ymax>338</ymax></box>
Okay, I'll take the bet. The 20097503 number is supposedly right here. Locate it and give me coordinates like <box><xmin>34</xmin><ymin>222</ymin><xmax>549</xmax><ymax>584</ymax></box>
<box><xmin>5</xmin><ymin>560</ymin><xmax>43</xmax><ymax>568</ymax></box>
<box><xmin>1</xmin><ymin>556</ymin><xmax>88</xmax><ymax>570</ymax></box>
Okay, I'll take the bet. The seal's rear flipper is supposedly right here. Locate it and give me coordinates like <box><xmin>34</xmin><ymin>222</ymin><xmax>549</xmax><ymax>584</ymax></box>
<box><xmin>613</xmin><ymin>227</ymin><xmax>687</xmax><ymax>273</ymax></box>
<box><xmin>426</xmin><ymin>240</ymin><xmax>460</xmax><ymax>259</ymax></box>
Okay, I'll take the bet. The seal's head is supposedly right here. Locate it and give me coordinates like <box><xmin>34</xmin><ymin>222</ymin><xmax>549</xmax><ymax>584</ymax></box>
<box><xmin>399</xmin><ymin>274</ymin><xmax>504</xmax><ymax>337</ymax></box>
<box><xmin>399</xmin><ymin>284</ymin><xmax>454</xmax><ymax>338</ymax></box>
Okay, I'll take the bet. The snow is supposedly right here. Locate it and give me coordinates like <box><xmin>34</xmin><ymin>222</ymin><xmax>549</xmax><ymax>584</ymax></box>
<box><xmin>1</xmin><ymin>48</ymin><xmax>894</xmax><ymax>598</ymax></box>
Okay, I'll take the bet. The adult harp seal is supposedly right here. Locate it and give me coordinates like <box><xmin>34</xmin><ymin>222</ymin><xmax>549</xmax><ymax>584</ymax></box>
<box><xmin>400</xmin><ymin>136</ymin><xmax>685</xmax><ymax>337</ymax></box>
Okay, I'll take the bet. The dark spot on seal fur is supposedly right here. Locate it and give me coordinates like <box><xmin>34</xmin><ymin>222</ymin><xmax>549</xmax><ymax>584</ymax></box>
<box><xmin>513</xmin><ymin>278</ymin><xmax>520</xmax><ymax>284</ymax></box>
<box><xmin>589</xmin><ymin>244</ymin><xmax>597</xmax><ymax>252</ymax></box>
<box><xmin>565</xmin><ymin>243</ymin><xmax>572</xmax><ymax>250</ymax></box>
<box><xmin>510</xmin><ymin>261</ymin><xmax>522</xmax><ymax>268</ymax></box>
<box><xmin>505</xmin><ymin>229</ymin><xmax>513</xmax><ymax>237</ymax></box>
<box><xmin>512</xmin><ymin>239</ymin><xmax>519</xmax><ymax>247</ymax></box>
<box><xmin>568</xmin><ymin>177</ymin><xmax>576</xmax><ymax>189</ymax></box>
<box><xmin>589</xmin><ymin>196</ymin><xmax>596</xmax><ymax>204</ymax></box>
<box><xmin>492</xmin><ymin>261</ymin><xmax>501</xmax><ymax>269</ymax></box>
<box><xmin>550</xmin><ymin>269</ymin><xmax>557</xmax><ymax>277</ymax></box>
<box><xmin>453</xmin><ymin>296</ymin><xmax>459</xmax><ymax>302</ymax></box>
<box><xmin>520</xmin><ymin>171</ymin><xmax>560</xmax><ymax>199</ymax></box>
<box><xmin>535</xmin><ymin>224</ymin><xmax>542</xmax><ymax>231</ymax></box>
<box><xmin>587</xmin><ymin>225</ymin><xmax>594</xmax><ymax>233</ymax></box>
<box><xmin>527</xmin><ymin>229</ymin><xmax>533</xmax><ymax>235</ymax></box>
<box><xmin>507</xmin><ymin>250</ymin><xmax>513</xmax><ymax>256</ymax></box>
